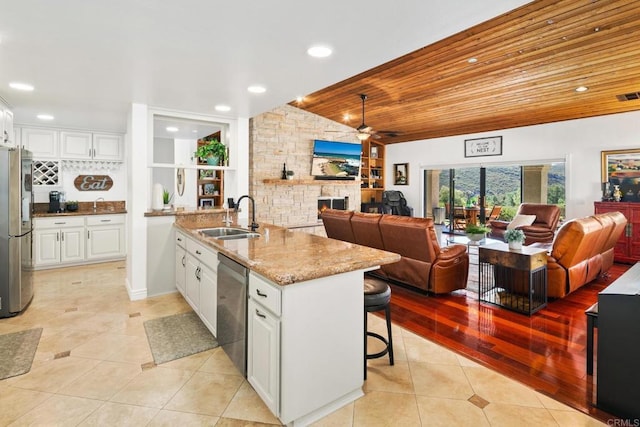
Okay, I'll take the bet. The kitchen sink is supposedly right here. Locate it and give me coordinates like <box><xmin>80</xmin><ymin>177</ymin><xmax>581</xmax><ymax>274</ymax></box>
<box><xmin>198</xmin><ymin>227</ymin><xmax>260</xmax><ymax>240</ymax></box>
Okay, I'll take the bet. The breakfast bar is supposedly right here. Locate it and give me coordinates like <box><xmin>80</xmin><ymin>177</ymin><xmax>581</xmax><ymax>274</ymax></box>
<box><xmin>174</xmin><ymin>219</ymin><xmax>400</xmax><ymax>426</ymax></box>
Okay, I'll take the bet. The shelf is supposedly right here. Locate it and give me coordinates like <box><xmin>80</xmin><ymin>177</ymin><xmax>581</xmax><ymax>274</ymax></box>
<box><xmin>149</xmin><ymin>163</ymin><xmax>233</xmax><ymax>171</ymax></box>
<box><xmin>262</xmin><ymin>178</ymin><xmax>361</xmax><ymax>185</ymax></box>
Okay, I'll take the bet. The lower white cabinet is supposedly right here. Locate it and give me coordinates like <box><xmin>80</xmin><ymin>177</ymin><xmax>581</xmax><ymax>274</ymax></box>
<box><xmin>33</xmin><ymin>214</ymin><xmax>126</xmax><ymax>269</ymax></box>
<box><xmin>34</xmin><ymin>218</ymin><xmax>85</xmax><ymax>266</ymax></box>
<box><xmin>178</xmin><ymin>231</ymin><xmax>217</xmax><ymax>336</ymax></box>
<box><xmin>175</xmin><ymin>231</ymin><xmax>187</xmax><ymax>296</ymax></box>
<box><xmin>248</xmin><ymin>297</ymin><xmax>280</xmax><ymax>414</ymax></box>
<box><xmin>86</xmin><ymin>215</ymin><xmax>125</xmax><ymax>260</ymax></box>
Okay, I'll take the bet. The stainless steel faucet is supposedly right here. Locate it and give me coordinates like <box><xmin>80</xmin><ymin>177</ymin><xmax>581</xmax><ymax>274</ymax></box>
<box><xmin>235</xmin><ymin>195</ymin><xmax>259</xmax><ymax>231</ymax></box>
<box><xmin>93</xmin><ymin>197</ymin><xmax>105</xmax><ymax>212</ymax></box>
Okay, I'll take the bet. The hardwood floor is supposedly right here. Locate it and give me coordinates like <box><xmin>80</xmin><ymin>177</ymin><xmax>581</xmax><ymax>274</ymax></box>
<box><xmin>386</xmin><ymin>263</ymin><xmax>630</xmax><ymax>423</ymax></box>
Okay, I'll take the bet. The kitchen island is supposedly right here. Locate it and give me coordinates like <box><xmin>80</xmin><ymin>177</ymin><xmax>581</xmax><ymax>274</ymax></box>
<box><xmin>174</xmin><ymin>219</ymin><xmax>399</xmax><ymax>426</ymax></box>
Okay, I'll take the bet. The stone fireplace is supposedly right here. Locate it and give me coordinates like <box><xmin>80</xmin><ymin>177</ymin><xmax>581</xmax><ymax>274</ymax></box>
<box><xmin>318</xmin><ymin>197</ymin><xmax>348</xmax><ymax>219</ymax></box>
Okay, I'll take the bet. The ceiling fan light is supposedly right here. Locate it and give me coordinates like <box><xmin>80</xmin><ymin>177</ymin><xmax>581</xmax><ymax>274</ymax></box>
<box><xmin>356</xmin><ymin>132</ymin><xmax>370</xmax><ymax>141</ymax></box>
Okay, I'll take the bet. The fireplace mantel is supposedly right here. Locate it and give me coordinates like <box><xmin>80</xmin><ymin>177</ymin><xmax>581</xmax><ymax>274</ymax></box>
<box><xmin>262</xmin><ymin>178</ymin><xmax>360</xmax><ymax>185</ymax></box>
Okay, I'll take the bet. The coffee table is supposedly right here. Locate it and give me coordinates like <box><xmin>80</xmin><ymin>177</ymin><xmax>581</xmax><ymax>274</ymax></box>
<box><xmin>478</xmin><ymin>242</ymin><xmax>547</xmax><ymax>315</ymax></box>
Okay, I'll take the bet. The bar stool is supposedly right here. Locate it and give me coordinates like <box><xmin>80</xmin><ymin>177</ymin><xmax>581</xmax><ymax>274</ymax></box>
<box><xmin>364</xmin><ymin>277</ymin><xmax>394</xmax><ymax>380</ymax></box>
<box><xmin>585</xmin><ymin>302</ymin><xmax>598</xmax><ymax>375</ymax></box>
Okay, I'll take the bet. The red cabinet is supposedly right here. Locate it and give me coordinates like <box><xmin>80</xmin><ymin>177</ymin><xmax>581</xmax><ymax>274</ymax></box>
<box><xmin>594</xmin><ymin>202</ymin><xmax>640</xmax><ymax>263</ymax></box>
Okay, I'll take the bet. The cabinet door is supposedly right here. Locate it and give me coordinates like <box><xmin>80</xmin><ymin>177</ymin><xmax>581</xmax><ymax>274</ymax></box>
<box><xmin>34</xmin><ymin>229</ymin><xmax>61</xmax><ymax>266</ymax></box>
<box><xmin>60</xmin><ymin>131</ymin><xmax>92</xmax><ymax>159</ymax></box>
<box><xmin>199</xmin><ymin>264</ymin><xmax>217</xmax><ymax>336</ymax></box>
<box><xmin>175</xmin><ymin>245</ymin><xmax>186</xmax><ymax>297</ymax></box>
<box><xmin>247</xmin><ymin>298</ymin><xmax>280</xmax><ymax>414</ymax></box>
<box><xmin>185</xmin><ymin>255</ymin><xmax>200</xmax><ymax>311</ymax></box>
<box><xmin>2</xmin><ymin>109</ymin><xmax>14</xmax><ymax>146</ymax></box>
<box><xmin>22</xmin><ymin>128</ymin><xmax>58</xmax><ymax>158</ymax></box>
<box><xmin>61</xmin><ymin>226</ymin><xmax>86</xmax><ymax>263</ymax></box>
<box><xmin>93</xmin><ymin>133</ymin><xmax>123</xmax><ymax>160</ymax></box>
<box><xmin>86</xmin><ymin>224</ymin><xmax>124</xmax><ymax>259</ymax></box>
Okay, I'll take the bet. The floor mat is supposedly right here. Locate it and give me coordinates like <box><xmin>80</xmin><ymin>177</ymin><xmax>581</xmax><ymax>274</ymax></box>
<box><xmin>0</xmin><ymin>328</ymin><xmax>43</xmax><ymax>380</ymax></box>
<box><xmin>143</xmin><ymin>311</ymin><xmax>218</xmax><ymax>365</ymax></box>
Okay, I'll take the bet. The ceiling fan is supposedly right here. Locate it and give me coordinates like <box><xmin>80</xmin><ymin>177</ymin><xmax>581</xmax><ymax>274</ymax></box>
<box><xmin>353</xmin><ymin>94</ymin><xmax>401</xmax><ymax>141</ymax></box>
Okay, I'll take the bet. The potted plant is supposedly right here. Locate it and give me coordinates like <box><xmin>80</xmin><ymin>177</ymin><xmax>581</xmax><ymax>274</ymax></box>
<box><xmin>465</xmin><ymin>223</ymin><xmax>490</xmax><ymax>242</ymax></box>
<box><xmin>504</xmin><ymin>228</ymin><xmax>525</xmax><ymax>250</ymax></box>
<box><xmin>162</xmin><ymin>188</ymin><xmax>172</xmax><ymax>209</ymax></box>
<box><xmin>194</xmin><ymin>138</ymin><xmax>227</xmax><ymax>166</ymax></box>
<box><xmin>286</xmin><ymin>170</ymin><xmax>294</xmax><ymax>180</ymax></box>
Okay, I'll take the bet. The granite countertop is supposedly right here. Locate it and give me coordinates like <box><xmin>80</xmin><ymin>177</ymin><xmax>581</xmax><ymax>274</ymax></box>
<box><xmin>33</xmin><ymin>201</ymin><xmax>127</xmax><ymax>217</ymax></box>
<box><xmin>175</xmin><ymin>222</ymin><xmax>400</xmax><ymax>286</ymax></box>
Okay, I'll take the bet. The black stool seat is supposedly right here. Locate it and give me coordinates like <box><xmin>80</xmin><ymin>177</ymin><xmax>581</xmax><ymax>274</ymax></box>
<box><xmin>364</xmin><ymin>277</ymin><xmax>394</xmax><ymax>380</ymax></box>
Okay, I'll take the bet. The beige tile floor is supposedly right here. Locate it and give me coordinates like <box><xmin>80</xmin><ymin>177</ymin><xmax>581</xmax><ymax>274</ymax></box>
<box><xmin>0</xmin><ymin>261</ymin><xmax>603</xmax><ymax>426</ymax></box>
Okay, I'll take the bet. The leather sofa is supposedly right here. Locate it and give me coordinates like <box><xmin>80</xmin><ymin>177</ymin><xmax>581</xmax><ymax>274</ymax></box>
<box><xmin>489</xmin><ymin>203</ymin><xmax>561</xmax><ymax>245</ymax></box>
<box><xmin>533</xmin><ymin>211</ymin><xmax>626</xmax><ymax>298</ymax></box>
<box><xmin>321</xmin><ymin>209</ymin><xmax>469</xmax><ymax>294</ymax></box>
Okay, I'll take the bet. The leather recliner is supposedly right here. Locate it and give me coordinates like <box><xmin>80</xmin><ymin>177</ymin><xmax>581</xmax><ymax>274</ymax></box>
<box><xmin>489</xmin><ymin>203</ymin><xmax>561</xmax><ymax>245</ymax></box>
<box><xmin>322</xmin><ymin>209</ymin><xmax>469</xmax><ymax>294</ymax></box>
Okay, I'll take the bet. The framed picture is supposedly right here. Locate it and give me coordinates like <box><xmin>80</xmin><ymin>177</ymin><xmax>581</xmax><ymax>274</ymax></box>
<box><xmin>464</xmin><ymin>136</ymin><xmax>502</xmax><ymax>158</ymax></box>
<box><xmin>601</xmin><ymin>148</ymin><xmax>640</xmax><ymax>202</ymax></box>
<box><xmin>394</xmin><ymin>163</ymin><xmax>408</xmax><ymax>185</ymax></box>
<box><xmin>204</xmin><ymin>183</ymin><xmax>216</xmax><ymax>194</ymax></box>
<box><xmin>200</xmin><ymin>199</ymin><xmax>213</xmax><ymax>208</ymax></box>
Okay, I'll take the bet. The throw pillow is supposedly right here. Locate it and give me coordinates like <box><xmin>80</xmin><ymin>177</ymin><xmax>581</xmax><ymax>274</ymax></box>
<box><xmin>507</xmin><ymin>214</ymin><xmax>536</xmax><ymax>230</ymax></box>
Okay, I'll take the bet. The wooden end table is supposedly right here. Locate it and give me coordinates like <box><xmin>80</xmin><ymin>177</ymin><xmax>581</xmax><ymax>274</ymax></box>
<box><xmin>478</xmin><ymin>242</ymin><xmax>547</xmax><ymax>315</ymax></box>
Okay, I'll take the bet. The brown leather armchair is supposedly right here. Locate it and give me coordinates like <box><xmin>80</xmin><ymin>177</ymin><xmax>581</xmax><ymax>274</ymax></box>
<box><xmin>489</xmin><ymin>203</ymin><xmax>561</xmax><ymax>245</ymax></box>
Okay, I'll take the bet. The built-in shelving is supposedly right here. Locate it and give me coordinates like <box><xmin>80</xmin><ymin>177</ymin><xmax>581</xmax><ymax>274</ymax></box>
<box><xmin>360</xmin><ymin>140</ymin><xmax>385</xmax><ymax>203</ymax></box>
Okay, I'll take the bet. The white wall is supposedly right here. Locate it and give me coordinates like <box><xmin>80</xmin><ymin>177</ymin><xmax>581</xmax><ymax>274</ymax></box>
<box><xmin>385</xmin><ymin>111</ymin><xmax>640</xmax><ymax>220</ymax></box>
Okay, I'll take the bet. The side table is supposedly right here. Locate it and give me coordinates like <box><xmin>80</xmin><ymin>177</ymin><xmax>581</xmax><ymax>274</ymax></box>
<box><xmin>478</xmin><ymin>242</ymin><xmax>548</xmax><ymax>315</ymax></box>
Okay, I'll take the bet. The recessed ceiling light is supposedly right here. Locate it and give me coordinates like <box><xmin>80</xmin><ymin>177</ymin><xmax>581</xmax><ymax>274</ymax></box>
<box><xmin>9</xmin><ymin>82</ymin><xmax>34</xmax><ymax>91</ymax></box>
<box><xmin>575</xmin><ymin>86</ymin><xmax>589</xmax><ymax>92</ymax></box>
<box><xmin>248</xmin><ymin>85</ymin><xmax>266</xmax><ymax>94</ymax></box>
<box><xmin>307</xmin><ymin>45</ymin><xmax>332</xmax><ymax>58</ymax></box>
<box><xmin>166</xmin><ymin>126</ymin><xmax>179</xmax><ymax>132</ymax></box>
<box><xmin>37</xmin><ymin>114</ymin><xmax>54</xmax><ymax>121</ymax></box>
<box><xmin>215</xmin><ymin>105</ymin><xmax>231</xmax><ymax>112</ymax></box>
<box><xmin>295</xmin><ymin>96</ymin><xmax>304</xmax><ymax>103</ymax></box>
<box><xmin>468</xmin><ymin>58</ymin><xmax>478</xmax><ymax>64</ymax></box>
<box><xmin>192</xmin><ymin>130</ymin><xmax>198</xmax><ymax>133</ymax></box>
<box><xmin>343</xmin><ymin>114</ymin><xmax>350</xmax><ymax>121</ymax></box>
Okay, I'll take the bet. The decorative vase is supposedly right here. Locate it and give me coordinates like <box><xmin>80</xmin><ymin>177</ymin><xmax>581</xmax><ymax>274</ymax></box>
<box><xmin>508</xmin><ymin>241</ymin><xmax>523</xmax><ymax>250</ymax></box>
<box><xmin>206</xmin><ymin>156</ymin><xmax>219</xmax><ymax>166</ymax></box>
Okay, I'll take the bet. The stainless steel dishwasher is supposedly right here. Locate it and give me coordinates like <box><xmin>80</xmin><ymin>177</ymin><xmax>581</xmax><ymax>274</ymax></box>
<box><xmin>217</xmin><ymin>253</ymin><xmax>248</xmax><ymax>377</ymax></box>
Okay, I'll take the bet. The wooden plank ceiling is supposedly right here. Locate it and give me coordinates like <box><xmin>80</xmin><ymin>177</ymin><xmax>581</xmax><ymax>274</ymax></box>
<box><xmin>290</xmin><ymin>0</ymin><xmax>640</xmax><ymax>144</ymax></box>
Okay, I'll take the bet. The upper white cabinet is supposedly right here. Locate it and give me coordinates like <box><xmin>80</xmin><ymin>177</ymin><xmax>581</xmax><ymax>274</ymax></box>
<box><xmin>20</xmin><ymin>127</ymin><xmax>123</xmax><ymax>160</ymax></box>
<box><xmin>61</xmin><ymin>131</ymin><xmax>123</xmax><ymax>160</ymax></box>
<box><xmin>1</xmin><ymin>105</ymin><xmax>14</xmax><ymax>147</ymax></box>
<box><xmin>22</xmin><ymin>128</ymin><xmax>59</xmax><ymax>158</ymax></box>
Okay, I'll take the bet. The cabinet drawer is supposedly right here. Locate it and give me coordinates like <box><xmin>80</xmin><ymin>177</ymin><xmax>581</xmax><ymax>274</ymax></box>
<box><xmin>86</xmin><ymin>214</ymin><xmax>125</xmax><ymax>226</ymax></box>
<box><xmin>35</xmin><ymin>217</ymin><xmax>85</xmax><ymax>229</ymax></box>
<box><xmin>249</xmin><ymin>273</ymin><xmax>281</xmax><ymax>316</ymax></box>
<box><xmin>186</xmin><ymin>238</ymin><xmax>217</xmax><ymax>269</ymax></box>
<box><xmin>175</xmin><ymin>230</ymin><xmax>188</xmax><ymax>248</ymax></box>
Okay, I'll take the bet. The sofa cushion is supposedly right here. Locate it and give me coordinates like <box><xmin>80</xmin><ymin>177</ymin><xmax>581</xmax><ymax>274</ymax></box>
<box><xmin>507</xmin><ymin>214</ymin><xmax>536</xmax><ymax>229</ymax></box>
<box><xmin>321</xmin><ymin>209</ymin><xmax>355</xmax><ymax>243</ymax></box>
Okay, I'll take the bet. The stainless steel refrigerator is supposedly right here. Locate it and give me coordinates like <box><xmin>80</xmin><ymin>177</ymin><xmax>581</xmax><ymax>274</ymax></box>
<box><xmin>0</xmin><ymin>146</ymin><xmax>34</xmax><ymax>318</ymax></box>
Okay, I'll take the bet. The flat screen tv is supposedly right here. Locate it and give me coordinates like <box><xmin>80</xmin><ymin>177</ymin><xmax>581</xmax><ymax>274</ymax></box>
<box><xmin>310</xmin><ymin>139</ymin><xmax>361</xmax><ymax>179</ymax></box>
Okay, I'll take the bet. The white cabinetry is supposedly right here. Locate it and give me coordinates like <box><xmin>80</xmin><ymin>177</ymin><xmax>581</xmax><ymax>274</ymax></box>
<box><xmin>1</xmin><ymin>104</ymin><xmax>14</xmax><ymax>147</ymax></box>
<box><xmin>248</xmin><ymin>270</ymin><xmax>364</xmax><ymax>425</ymax></box>
<box><xmin>175</xmin><ymin>231</ymin><xmax>187</xmax><ymax>296</ymax></box>
<box><xmin>183</xmin><ymin>235</ymin><xmax>217</xmax><ymax>336</ymax></box>
<box><xmin>61</xmin><ymin>131</ymin><xmax>123</xmax><ymax>160</ymax></box>
<box><xmin>34</xmin><ymin>214</ymin><xmax>126</xmax><ymax>269</ymax></box>
<box><xmin>22</xmin><ymin>128</ymin><xmax>59</xmax><ymax>158</ymax></box>
<box><xmin>247</xmin><ymin>277</ymin><xmax>280</xmax><ymax>414</ymax></box>
<box><xmin>33</xmin><ymin>217</ymin><xmax>85</xmax><ymax>266</ymax></box>
<box><xmin>86</xmin><ymin>215</ymin><xmax>125</xmax><ymax>260</ymax></box>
